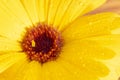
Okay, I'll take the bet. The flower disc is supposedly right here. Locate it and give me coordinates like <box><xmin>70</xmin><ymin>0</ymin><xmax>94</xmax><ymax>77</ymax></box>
<box><xmin>21</xmin><ymin>24</ymin><xmax>63</xmax><ymax>63</ymax></box>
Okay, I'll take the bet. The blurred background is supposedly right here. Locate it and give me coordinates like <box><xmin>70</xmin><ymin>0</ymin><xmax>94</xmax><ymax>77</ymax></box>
<box><xmin>89</xmin><ymin>0</ymin><xmax>120</xmax><ymax>14</ymax></box>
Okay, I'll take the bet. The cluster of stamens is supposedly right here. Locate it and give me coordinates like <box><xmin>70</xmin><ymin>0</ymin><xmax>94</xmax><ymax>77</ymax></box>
<box><xmin>21</xmin><ymin>23</ymin><xmax>63</xmax><ymax>63</ymax></box>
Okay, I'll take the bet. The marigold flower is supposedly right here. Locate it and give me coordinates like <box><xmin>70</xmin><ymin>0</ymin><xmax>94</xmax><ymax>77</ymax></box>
<box><xmin>0</xmin><ymin>0</ymin><xmax>120</xmax><ymax>80</ymax></box>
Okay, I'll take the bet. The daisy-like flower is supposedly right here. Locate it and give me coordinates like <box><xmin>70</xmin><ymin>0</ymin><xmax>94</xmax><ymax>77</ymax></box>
<box><xmin>0</xmin><ymin>0</ymin><xmax>120</xmax><ymax>80</ymax></box>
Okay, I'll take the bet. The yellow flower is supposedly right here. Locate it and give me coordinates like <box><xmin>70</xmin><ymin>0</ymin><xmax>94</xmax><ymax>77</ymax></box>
<box><xmin>0</xmin><ymin>0</ymin><xmax>120</xmax><ymax>80</ymax></box>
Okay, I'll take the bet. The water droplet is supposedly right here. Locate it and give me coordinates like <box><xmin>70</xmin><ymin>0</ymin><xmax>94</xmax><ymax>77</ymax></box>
<box><xmin>88</xmin><ymin>22</ymin><xmax>92</xmax><ymax>25</ymax></box>
<box><xmin>82</xmin><ymin>64</ymin><xmax>86</xmax><ymax>67</ymax></box>
<box><xmin>101</xmin><ymin>53</ymin><xmax>105</xmax><ymax>56</ymax></box>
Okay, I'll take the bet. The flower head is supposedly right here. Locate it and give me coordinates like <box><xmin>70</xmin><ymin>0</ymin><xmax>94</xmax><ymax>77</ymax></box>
<box><xmin>0</xmin><ymin>0</ymin><xmax>120</xmax><ymax>80</ymax></box>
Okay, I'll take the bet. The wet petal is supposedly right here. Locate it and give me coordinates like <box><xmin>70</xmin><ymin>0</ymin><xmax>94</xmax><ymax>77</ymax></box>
<box><xmin>0</xmin><ymin>52</ymin><xmax>26</xmax><ymax>73</ymax></box>
<box><xmin>47</xmin><ymin>0</ymin><xmax>61</xmax><ymax>25</ymax></box>
<box><xmin>87</xmin><ymin>34</ymin><xmax>120</xmax><ymax>47</ymax></box>
<box><xmin>0</xmin><ymin>57</ymin><xmax>28</xmax><ymax>80</ymax></box>
<box><xmin>42</xmin><ymin>61</ymin><xmax>75</xmax><ymax>80</ymax></box>
<box><xmin>53</xmin><ymin>0</ymin><xmax>106</xmax><ymax>30</ymax></box>
<box><xmin>20</xmin><ymin>0</ymin><xmax>39</xmax><ymax>24</ymax></box>
<box><xmin>0</xmin><ymin>37</ymin><xmax>22</xmax><ymax>52</ymax></box>
<box><xmin>0</xmin><ymin>0</ymin><xmax>32</xmax><ymax>41</ymax></box>
<box><xmin>57</xmin><ymin>59</ymin><xmax>99</xmax><ymax>80</ymax></box>
<box><xmin>58</xmin><ymin>55</ymin><xmax>109</xmax><ymax>78</ymax></box>
<box><xmin>16</xmin><ymin>61</ymin><xmax>42</xmax><ymax>80</ymax></box>
<box><xmin>0</xmin><ymin>0</ymin><xmax>31</xmax><ymax>25</ymax></box>
<box><xmin>62</xmin><ymin>13</ymin><xmax>120</xmax><ymax>41</ymax></box>
<box><xmin>60</xmin><ymin>40</ymin><xmax>115</xmax><ymax>61</ymax></box>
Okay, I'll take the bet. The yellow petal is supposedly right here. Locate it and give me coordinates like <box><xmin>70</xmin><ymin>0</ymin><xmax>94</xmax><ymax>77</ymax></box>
<box><xmin>87</xmin><ymin>34</ymin><xmax>120</xmax><ymax>47</ymax></box>
<box><xmin>87</xmin><ymin>34</ymin><xmax>120</xmax><ymax>57</ymax></box>
<box><xmin>44</xmin><ymin>0</ymin><xmax>49</xmax><ymax>22</ymax></box>
<box><xmin>62</xmin><ymin>13</ymin><xmax>120</xmax><ymax>42</ymax></box>
<box><xmin>41</xmin><ymin>62</ymin><xmax>52</xmax><ymax>80</ymax></box>
<box><xmin>111</xmin><ymin>17</ymin><xmax>120</xmax><ymax>35</ymax></box>
<box><xmin>87</xmin><ymin>35</ymin><xmax>120</xmax><ymax>80</ymax></box>
<box><xmin>0</xmin><ymin>0</ymin><xmax>31</xmax><ymax>25</ymax></box>
<box><xmin>53</xmin><ymin>0</ymin><xmax>73</xmax><ymax>27</ymax></box>
<box><xmin>58</xmin><ymin>56</ymin><xmax>109</xmax><ymax>78</ymax></box>
<box><xmin>57</xmin><ymin>59</ymin><xmax>99</xmax><ymax>80</ymax></box>
<box><xmin>20</xmin><ymin>0</ymin><xmax>39</xmax><ymax>24</ymax></box>
<box><xmin>42</xmin><ymin>61</ymin><xmax>75</xmax><ymax>80</ymax></box>
<box><xmin>58</xmin><ymin>40</ymin><xmax>113</xmax><ymax>78</ymax></box>
<box><xmin>37</xmin><ymin>0</ymin><xmax>45</xmax><ymax>22</ymax></box>
<box><xmin>0</xmin><ymin>57</ymin><xmax>28</xmax><ymax>80</ymax></box>
<box><xmin>112</xmin><ymin>28</ymin><xmax>120</xmax><ymax>34</ymax></box>
<box><xmin>82</xmin><ymin>0</ymin><xmax>106</xmax><ymax>15</ymax></box>
<box><xmin>15</xmin><ymin>61</ymin><xmax>42</xmax><ymax>80</ymax></box>
<box><xmin>0</xmin><ymin>52</ymin><xmax>26</xmax><ymax>73</ymax></box>
<box><xmin>19</xmin><ymin>0</ymin><xmax>50</xmax><ymax>23</ymax></box>
<box><xmin>0</xmin><ymin>2</ymin><xmax>30</xmax><ymax>41</ymax></box>
<box><xmin>101</xmin><ymin>56</ymin><xmax>120</xmax><ymax>80</ymax></box>
<box><xmin>53</xmin><ymin>0</ymin><xmax>106</xmax><ymax>30</ymax></box>
<box><xmin>0</xmin><ymin>37</ymin><xmax>22</xmax><ymax>52</ymax></box>
<box><xmin>60</xmin><ymin>40</ymin><xmax>115</xmax><ymax>62</ymax></box>
<box><xmin>47</xmin><ymin>0</ymin><xmax>61</xmax><ymax>25</ymax></box>
<box><xmin>0</xmin><ymin>77</ymin><xmax>4</xmax><ymax>80</ymax></box>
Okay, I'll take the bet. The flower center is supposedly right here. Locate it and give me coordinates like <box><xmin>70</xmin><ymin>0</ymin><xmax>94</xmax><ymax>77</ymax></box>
<box><xmin>21</xmin><ymin>23</ymin><xmax>63</xmax><ymax>63</ymax></box>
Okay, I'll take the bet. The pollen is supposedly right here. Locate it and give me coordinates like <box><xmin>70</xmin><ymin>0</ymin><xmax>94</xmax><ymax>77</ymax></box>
<box><xmin>21</xmin><ymin>23</ymin><xmax>63</xmax><ymax>63</ymax></box>
<box><xmin>31</xmin><ymin>40</ymin><xmax>36</xmax><ymax>47</ymax></box>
